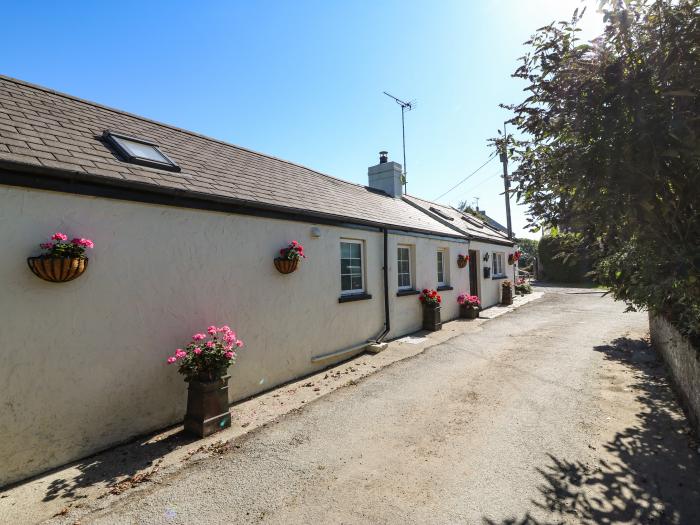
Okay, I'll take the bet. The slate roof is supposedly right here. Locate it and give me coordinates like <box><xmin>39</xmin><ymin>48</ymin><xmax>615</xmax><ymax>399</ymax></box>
<box><xmin>402</xmin><ymin>194</ymin><xmax>512</xmax><ymax>245</ymax></box>
<box><xmin>0</xmin><ymin>75</ymin><xmax>505</xmax><ymax>242</ymax></box>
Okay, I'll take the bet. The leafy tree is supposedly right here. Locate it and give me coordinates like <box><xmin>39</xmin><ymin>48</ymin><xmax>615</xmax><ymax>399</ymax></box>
<box><xmin>504</xmin><ymin>1</ymin><xmax>699</xmax><ymax>344</ymax></box>
<box><xmin>515</xmin><ymin>237</ymin><xmax>539</xmax><ymax>269</ymax></box>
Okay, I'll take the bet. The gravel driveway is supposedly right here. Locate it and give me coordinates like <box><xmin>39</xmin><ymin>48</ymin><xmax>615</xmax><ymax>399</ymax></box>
<box><xmin>70</xmin><ymin>287</ymin><xmax>700</xmax><ymax>524</ymax></box>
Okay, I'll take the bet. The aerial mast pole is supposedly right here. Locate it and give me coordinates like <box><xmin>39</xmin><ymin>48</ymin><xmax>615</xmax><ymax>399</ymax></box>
<box><xmin>383</xmin><ymin>92</ymin><xmax>414</xmax><ymax>194</ymax></box>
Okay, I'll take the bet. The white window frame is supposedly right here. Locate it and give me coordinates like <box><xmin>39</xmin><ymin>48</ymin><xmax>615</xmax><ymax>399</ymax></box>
<box><xmin>492</xmin><ymin>252</ymin><xmax>505</xmax><ymax>277</ymax></box>
<box><xmin>436</xmin><ymin>249</ymin><xmax>447</xmax><ymax>287</ymax></box>
<box><xmin>340</xmin><ymin>240</ymin><xmax>365</xmax><ymax>295</ymax></box>
<box><xmin>397</xmin><ymin>245</ymin><xmax>413</xmax><ymax>291</ymax></box>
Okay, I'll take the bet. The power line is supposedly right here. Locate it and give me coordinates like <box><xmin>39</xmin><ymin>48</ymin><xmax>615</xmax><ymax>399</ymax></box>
<box><xmin>461</xmin><ymin>171</ymin><xmax>501</xmax><ymax>196</ymax></box>
<box><xmin>433</xmin><ymin>153</ymin><xmax>497</xmax><ymax>201</ymax></box>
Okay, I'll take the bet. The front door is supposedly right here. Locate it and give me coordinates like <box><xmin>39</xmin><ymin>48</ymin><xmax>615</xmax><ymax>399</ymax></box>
<box><xmin>468</xmin><ymin>250</ymin><xmax>478</xmax><ymax>297</ymax></box>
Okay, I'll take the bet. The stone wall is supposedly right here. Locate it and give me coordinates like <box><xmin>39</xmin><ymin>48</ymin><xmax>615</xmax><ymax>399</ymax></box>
<box><xmin>649</xmin><ymin>313</ymin><xmax>700</xmax><ymax>436</ymax></box>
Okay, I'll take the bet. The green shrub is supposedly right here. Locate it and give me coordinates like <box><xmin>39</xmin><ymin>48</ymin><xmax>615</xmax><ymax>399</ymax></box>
<box><xmin>538</xmin><ymin>234</ymin><xmax>590</xmax><ymax>283</ymax></box>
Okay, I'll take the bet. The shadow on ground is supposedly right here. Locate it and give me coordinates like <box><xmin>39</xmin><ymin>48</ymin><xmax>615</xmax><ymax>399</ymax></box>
<box><xmin>41</xmin><ymin>429</ymin><xmax>197</xmax><ymax>503</ymax></box>
<box><xmin>485</xmin><ymin>337</ymin><xmax>700</xmax><ymax>525</ymax></box>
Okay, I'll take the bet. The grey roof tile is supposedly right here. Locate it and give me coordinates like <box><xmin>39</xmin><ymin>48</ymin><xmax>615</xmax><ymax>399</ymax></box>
<box><xmin>0</xmin><ymin>75</ymin><xmax>468</xmax><ymax>238</ymax></box>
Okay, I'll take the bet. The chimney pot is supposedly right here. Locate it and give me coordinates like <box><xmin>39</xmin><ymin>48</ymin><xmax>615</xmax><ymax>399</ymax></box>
<box><xmin>379</xmin><ymin>151</ymin><xmax>388</xmax><ymax>164</ymax></box>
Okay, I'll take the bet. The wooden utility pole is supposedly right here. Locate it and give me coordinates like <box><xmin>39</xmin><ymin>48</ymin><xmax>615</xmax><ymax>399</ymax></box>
<box><xmin>500</xmin><ymin>122</ymin><xmax>513</xmax><ymax>239</ymax></box>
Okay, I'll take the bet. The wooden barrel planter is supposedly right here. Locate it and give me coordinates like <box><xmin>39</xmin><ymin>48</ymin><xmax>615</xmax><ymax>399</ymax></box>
<box><xmin>27</xmin><ymin>256</ymin><xmax>88</xmax><ymax>283</ymax></box>
<box><xmin>274</xmin><ymin>257</ymin><xmax>299</xmax><ymax>274</ymax></box>
<box><xmin>184</xmin><ymin>373</ymin><xmax>231</xmax><ymax>437</ymax></box>
<box><xmin>501</xmin><ymin>282</ymin><xmax>514</xmax><ymax>305</ymax></box>
<box><xmin>459</xmin><ymin>304</ymin><xmax>479</xmax><ymax>319</ymax></box>
<box><xmin>422</xmin><ymin>305</ymin><xmax>442</xmax><ymax>331</ymax></box>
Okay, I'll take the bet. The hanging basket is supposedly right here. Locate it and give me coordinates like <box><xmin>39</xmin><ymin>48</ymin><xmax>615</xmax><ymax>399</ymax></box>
<box><xmin>508</xmin><ymin>254</ymin><xmax>515</xmax><ymax>265</ymax></box>
<box><xmin>274</xmin><ymin>257</ymin><xmax>299</xmax><ymax>274</ymax></box>
<box><xmin>27</xmin><ymin>256</ymin><xmax>88</xmax><ymax>283</ymax></box>
<box><xmin>457</xmin><ymin>255</ymin><xmax>469</xmax><ymax>269</ymax></box>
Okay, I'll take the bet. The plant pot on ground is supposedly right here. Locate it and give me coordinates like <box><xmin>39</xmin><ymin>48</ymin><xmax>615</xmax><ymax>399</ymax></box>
<box><xmin>167</xmin><ymin>325</ymin><xmax>246</xmax><ymax>438</ymax></box>
<box><xmin>501</xmin><ymin>280</ymin><xmax>514</xmax><ymax>305</ymax></box>
<box><xmin>274</xmin><ymin>240</ymin><xmax>306</xmax><ymax>274</ymax></box>
<box><xmin>28</xmin><ymin>232</ymin><xmax>94</xmax><ymax>283</ymax></box>
<box><xmin>457</xmin><ymin>293</ymin><xmax>481</xmax><ymax>319</ymax></box>
<box><xmin>419</xmin><ymin>289</ymin><xmax>442</xmax><ymax>331</ymax></box>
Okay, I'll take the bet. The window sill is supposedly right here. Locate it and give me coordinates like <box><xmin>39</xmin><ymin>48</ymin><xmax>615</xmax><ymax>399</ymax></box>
<box><xmin>396</xmin><ymin>289</ymin><xmax>420</xmax><ymax>297</ymax></box>
<box><xmin>492</xmin><ymin>275</ymin><xmax>508</xmax><ymax>280</ymax></box>
<box><xmin>436</xmin><ymin>285</ymin><xmax>453</xmax><ymax>291</ymax></box>
<box><xmin>338</xmin><ymin>293</ymin><xmax>373</xmax><ymax>303</ymax></box>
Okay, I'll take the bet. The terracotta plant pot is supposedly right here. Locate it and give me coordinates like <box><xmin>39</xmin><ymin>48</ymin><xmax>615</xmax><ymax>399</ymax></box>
<box><xmin>457</xmin><ymin>256</ymin><xmax>468</xmax><ymax>269</ymax></box>
<box><xmin>27</xmin><ymin>256</ymin><xmax>88</xmax><ymax>283</ymax></box>
<box><xmin>459</xmin><ymin>304</ymin><xmax>479</xmax><ymax>319</ymax></box>
<box><xmin>274</xmin><ymin>257</ymin><xmax>299</xmax><ymax>274</ymax></box>
<box><xmin>422</xmin><ymin>304</ymin><xmax>442</xmax><ymax>331</ymax></box>
<box><xmin>184</xmin><ymin>374</ymin><xmax>231</xmax><ymax>437</ymax></box>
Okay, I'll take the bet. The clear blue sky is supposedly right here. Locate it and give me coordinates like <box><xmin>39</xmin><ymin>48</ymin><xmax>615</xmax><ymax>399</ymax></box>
<box><xmin>2</xmin><ymin>0</ymin><xmax>604</xmax><ymax>239</ymax></box>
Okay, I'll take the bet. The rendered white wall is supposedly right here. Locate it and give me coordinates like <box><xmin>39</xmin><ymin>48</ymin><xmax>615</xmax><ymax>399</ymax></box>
<box><xmin>0</xmin><ymin>185</ymin><xmax>511</xmax><ymax>487</ymax></box>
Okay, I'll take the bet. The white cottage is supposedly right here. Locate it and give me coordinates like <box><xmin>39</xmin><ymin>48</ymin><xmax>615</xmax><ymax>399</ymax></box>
<box><xmin>0</xmin><ymin>75</ymin><xmax>514</xmax><ymax>486</ymax></box>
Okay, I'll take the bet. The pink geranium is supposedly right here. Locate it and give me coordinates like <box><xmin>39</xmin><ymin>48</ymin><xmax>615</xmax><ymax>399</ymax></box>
<box><xmin>38</xmin><ymin>231</ymin><xmax>93</xmax><ymax>259</ymax></box>
<box><xmin>168</xmin><ymin>324</ymin><xmax>245</xmax><ymax>381</ymax></box>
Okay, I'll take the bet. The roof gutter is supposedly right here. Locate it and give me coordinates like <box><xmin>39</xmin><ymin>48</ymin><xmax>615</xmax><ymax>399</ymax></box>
<box><xmin>0</xmin><ymin>161</ymin><xmax>468</xmax><ymax>241</ymax></box>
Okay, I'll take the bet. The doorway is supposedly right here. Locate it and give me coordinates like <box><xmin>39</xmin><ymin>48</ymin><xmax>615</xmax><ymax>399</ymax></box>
<box><xmin>468</xmin><ymin>249</ymin><xmax>479</xmax><ymax>297</ymax></box>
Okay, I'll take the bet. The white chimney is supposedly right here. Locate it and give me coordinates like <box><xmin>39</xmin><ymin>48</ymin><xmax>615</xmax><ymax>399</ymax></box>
<box><xmin>368</xmin><ymin>151</ymin><xmax>403</xmax><ymax>198</ymax></box>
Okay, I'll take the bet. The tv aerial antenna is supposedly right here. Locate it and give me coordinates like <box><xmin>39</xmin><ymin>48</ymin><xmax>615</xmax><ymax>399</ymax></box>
<box><xmin>383</xmin><ymin>91</ymin><xmax>414</xmax><ymax>193</ymax></box>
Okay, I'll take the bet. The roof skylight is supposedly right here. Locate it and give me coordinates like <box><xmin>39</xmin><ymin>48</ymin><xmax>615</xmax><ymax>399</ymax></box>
<box><xmin>461</xmin><ymin>215</ymin><xmax>484</xmax><ymax>228</ymax></box>
<box><xmin>429</xmin><ymin>206</ymin><xmax>454</xmax><ymax>221</ymax></box>
<box><xmin>103</xmin><ymin>130</ymin><xmax>180</xmax><ymax>172</ymax></box>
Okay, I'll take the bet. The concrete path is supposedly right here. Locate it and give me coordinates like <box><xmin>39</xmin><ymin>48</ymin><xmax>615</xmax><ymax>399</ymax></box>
<box><xmin>50</xmin><ymin>288</ymin><xmax>700</xmax><ymax>524</ymax></box>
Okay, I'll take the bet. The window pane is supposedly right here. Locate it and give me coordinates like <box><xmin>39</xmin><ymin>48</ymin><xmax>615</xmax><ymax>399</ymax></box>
<box><xmin>341</xmin><ymin>275</ymin><xmax>351</xmax><ymax>291</ymax></box>
<box><xmin>341</xmin><ymin>243</ymin><xmax>351</xmax><ymax>259</ymax></box>
<box><xmin>350</xmin><ymin>243</ymin><xmax>361</xmax><ymax>258</ymax></box>
<box><xmin>341</xmin><ymin>259</ymin><xmax>351</xmax><ymax>274</ymax></box>
<box><xmin>351</xmin><ymin>276</ymin><xmax>363</xmax><ymax>290</ymax></box>
<box><xmin>118</xmin><ymin>137</ymin><xmax>169</xmax><ymax>163</ymax></box>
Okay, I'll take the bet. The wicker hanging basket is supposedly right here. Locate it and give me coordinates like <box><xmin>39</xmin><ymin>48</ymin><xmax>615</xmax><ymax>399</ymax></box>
<box><xmin>27</xmin><ymin>256</ymin><xmax>88</xmax><ymax>283</ymax></box>
<box><xmin>457</xmin><ymin>255</ymin><xmax>469</xmax><ymax>269</ymax></box>
<box><xmin>273</xmin><ymin>257</ymin><xmax>299</xmax><ymax>274</ymax></box>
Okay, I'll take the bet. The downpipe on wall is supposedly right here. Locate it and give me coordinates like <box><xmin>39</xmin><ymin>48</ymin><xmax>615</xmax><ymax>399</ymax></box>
<box><xmin>311</xmin><ymin>228</ymin><xmax>390</xmax><ymax>363</ymax></box>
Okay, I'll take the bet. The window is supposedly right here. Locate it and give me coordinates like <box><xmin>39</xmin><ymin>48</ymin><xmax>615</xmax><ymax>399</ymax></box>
<box><xmin>429</xmin><ymin>206</ymin><xmax>454</xmax><ymax>221</ymax></box>
<box><xmin>492</xmin><ymin>252</ymin><xmax>505</xmax><ymax>276</ymax></box>
<box><xmin>103</xmin><ymin>130</ymin><xmax>180</xmax><ymax>172</ymax></box>
<box><xmin>340</xmin><ymin>240</ymin><xmax>364</xmax><ymax>294</ymax></box>
<box><xmin>397</xmin><ymin>246</ymin><xmax>412</xmax><ymax>290</ymax></box>
<box><xmin>437</xmin><ymin>249</ymin><xmax>446</xmax><ymax>286</ymax></box>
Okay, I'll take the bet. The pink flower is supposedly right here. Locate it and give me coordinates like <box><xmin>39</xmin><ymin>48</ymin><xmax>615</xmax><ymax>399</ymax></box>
<box><xmin>175</xmin><ymin>349</ymin><xmax>187</xmax><ymax>359</ymax></box>
<box><xmin>51</xmin><ymin>232</ymin><xmax>68</xmax><ymax>241</ymax></box>
<box><xmin>223</xmin><ymin>333</ymin><xmax>235</xmax><ymax>344</ymax></box>
<box><xmin>205</xmin><ymin>341</ymin><xmax>214</xmax><ymax>348</ymax></box>
<box><xmin>235</xmin><ymin>340</ymin><xmax>244</xmax><ymax>348</ymax></box>
<box><xmin>71</xmin><ymin>238</ymin><xmax>94</xmax><ymax>249</ymax></box>
<box><xmin>218</xmin><ymin>325</ymin><xmax>231</xmax><ymax>333</ymax></box>
<box><xmin>40</xmin><ymin>242</ymin><xmax>54</xmax><ymax>249</ymax></box>
<box><xmin>207</xmin><ymin>325</ymin><xmax>218</xmax><ymax>335</ymax></box>
<box><xmin>167</xmin><ymin>356</ymin><xmax>177</xmax><ymax>364</ymax></box>
<box><xmin>224</xmin><ymin>351</ymin><xmax>234</xmax><ymax>359</ymax></box>
<box><xmin>193</xmin><ymin>347</ymin><xmax>202</xmax><ymax>355</ymax></box>
<box><xmin>192</xmin><ymin>333</ymin><xmax>206</xmax><ymax>341</ymax></box>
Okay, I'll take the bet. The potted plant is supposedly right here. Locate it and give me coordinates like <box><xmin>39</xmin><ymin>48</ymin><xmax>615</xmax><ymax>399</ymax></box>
<box><xmin>167</xmin><ymin>325</ymin><xmax>245</xmax><ymax>437</ymax></box>
<box><xmin>274</xmin><ymin>240</ymin><xmax>306</xmax><ymax>274</ymax></box>
<box><xmin>457</xmin><ymin>253</ymin><xmax>470</xmax><ymax>268</ymax></box>
<box><xmin>508</xmin><ymin>250</ymin><xmax>522</xmax><ymax>266</ymax></box>
<box><xmin>501</xmin><ymin>280</ymin><xmax>514</xmax><ymax>305</ymax></box>
<box><xmin>419</xmin><ymin>288</ymin><xmax>442</xmax><ymax>331</ymax></box>
<box><xmin>457</xmin><ymin>293</ymin><xmax>481</xmax><ymax>319</ymax></box>
<box><xmin>514</xmin><ymin>277</ymin><xmax>532</xmax><ymax>295</ymax></box>
<box><xmin>27</xmin><ymin>232</ymin><xmax>93</xmax><ymax>283</ymax></box>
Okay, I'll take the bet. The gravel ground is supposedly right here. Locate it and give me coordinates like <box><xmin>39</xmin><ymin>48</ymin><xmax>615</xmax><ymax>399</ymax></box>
<box><xmin>52</xmin><ymin>287</ymin><xmax>700</xmax><ymax>524</ymax></box>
